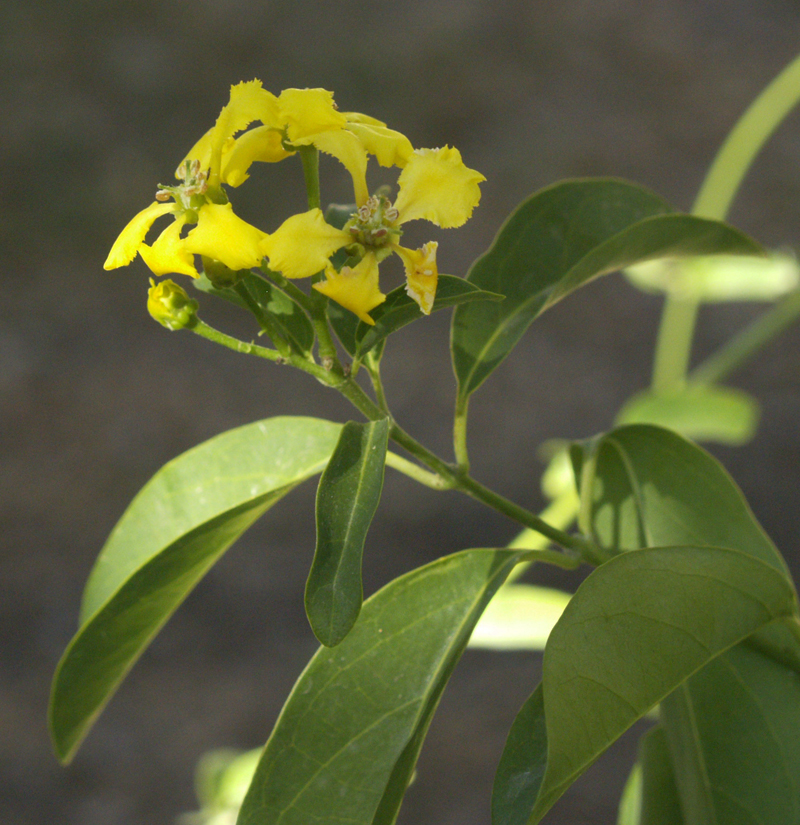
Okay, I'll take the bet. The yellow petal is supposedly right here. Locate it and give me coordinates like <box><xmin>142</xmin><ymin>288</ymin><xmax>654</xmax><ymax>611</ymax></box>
<box><xmin>346</xmin><ymin>122</ymin><xmax>414</xmax><ymax>168</ymax></box>
<box><xmin>221</xmin><ymin>125</ymin><xmax>293</xmax><ymax>187</ymax></box>
<box><xmin>139</xmin><ymin>217</ymin><xmax>199</xmax><ymax>278</ymax></box>
<box><xmin>183</xmin><ymin>203</ymin><xmax>267</xmax><ymax>271</ymax></box>
<box><xmin>178</xmin><ymin>127</ymin><xmax>214</xmax><ymax>174</ymax></box>
<box><xmin>344</xmin><ymin>111</ymin><xmax>387</xmax><ymax>127</ymax></box>
<box><xmin>394</xmin><ymin>242</ymin><xmax>439</xmax><ymax>314</ymax></box>
<box><xmin>313</xmin><ymin>253</ymin><xmax>386</xmax><ymax>325</ymax></box>
<box><xmin>262</xmin><ymin>208</ymin><xmax>350</xmax><ymax>279</ymax></box>
<box><xmin>393</xmin><ymin>146</ymin><xmax>485</xmax><ymax>228</ymax></box>
<box><xmin>208</xmin><ymin>80</ymin><xmax>280</xmax><ymax>180</ymax></box>
<box><xmin>279</xmin><ymin>88</ymin><xmax>346</xmax><ymax>143</ymax></box>
<box><xmin>307</xmin><ymin>129</ymin><xmax>369</xmax><ymax>206</ymax></box>
<box><xmin>104</xmin><ymin>201</ymin><xmax>176</xmax><ymax>270</ymax></box>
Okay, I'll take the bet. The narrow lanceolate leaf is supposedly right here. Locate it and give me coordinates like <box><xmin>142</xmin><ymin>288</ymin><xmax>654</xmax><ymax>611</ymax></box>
<box><xmin>195</xmin><ymin>270</ymin><xmax>315</xmax><ymax>354</ymax></box>
<box><xmin>616</xmin><ymin>385</ymin><xmax>759</xmax><ymax>446</ymax></box>
<box><xmin>570</xmin><ymin>423</ymin><xmax>800</xmax><ymax>823</ymax></box>
<box><xmin>239</xmin><ymin>548</ymin><xmax>523</xmax><ymax>825</ymax></box>
<box><xmin>306</xmin><ymin>419</ymin><xmax>389</xmax><ymax>647</ymax></box>
<box><xmin>451</xmin><ymin>178</ymin><xmax>763</xmax><ymax>401</ymax></box>
<box><xmin>49</xmin><ymin>417</ymin><xmax>341</xmax><ymax>764</ymax></box>
<box><xmin>491</xmin><ymin>545</ymin><xmax>798</xmax><ymax>825</ymax></box>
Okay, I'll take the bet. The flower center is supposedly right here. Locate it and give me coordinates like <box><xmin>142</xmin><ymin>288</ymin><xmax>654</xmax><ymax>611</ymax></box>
<box><xmin>156</xmin><ymin>159</ymin><xmax>209</xmax><ymax>212</ymax></box>
<box><xmin>346</xmin><ymin>195</ymin><xmax>402</xmax><ymax>250</ymax></box>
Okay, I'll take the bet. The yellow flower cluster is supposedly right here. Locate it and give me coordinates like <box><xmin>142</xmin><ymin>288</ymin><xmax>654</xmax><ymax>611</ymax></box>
<box><xmin>105</xmin><ymin>81</ymin><xmax>485</xmax><ymax>324</ymax></box>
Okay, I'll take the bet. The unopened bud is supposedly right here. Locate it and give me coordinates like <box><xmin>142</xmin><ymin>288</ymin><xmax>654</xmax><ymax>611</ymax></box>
<box><xmin>147</xmin><ymin>278</ymin><xmax>198</xmax><ymax>330</ymax></box>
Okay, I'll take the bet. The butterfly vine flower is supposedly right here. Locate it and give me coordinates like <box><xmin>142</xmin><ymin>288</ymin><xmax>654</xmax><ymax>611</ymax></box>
<box><xmin>103</xmin><ymin>80</ymin><xmax>485</xmax><ymax>328</ymax></box>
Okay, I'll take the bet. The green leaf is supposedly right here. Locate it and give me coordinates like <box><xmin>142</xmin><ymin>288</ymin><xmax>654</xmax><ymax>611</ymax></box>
<box><xmin>451</xmin><ymin>178</ymin><xmax>763</xmax><ymax>401</ymax></box>
<box><xmin>571</xmin><ymin>423</ymin><xmax>800</xmax><ymax>824</ymax></box>
<box><xmin>616</xmin><ymin>386</ymin><xmax>759</xmax><ymax>446</ymax></box>
<box><xmin>194</xmin><ymin>271</ymin><xmax>315</xmax><ymax>354</ymax></box>
<box><xmin>468</xmin><ymin>584</ymin><xmax>571</xmax><ymax>651</ymax></box>
<box><xmin>492</xmin><ymin>545</ymin><xmax>798</xmax><ymax>825</ymax></box>
<box><xmin>571</xmin><ymin>424</ymin><xmax>788</xmax><ymax>573</ymax></box>
<box><xmin>637</xmin><ymin>726</ymin><xmax>684</xmax><ymax>825</ymax></box>
<box><xmin>328</xmin><ymin>275</ymin><xmax>503</xmax><ymax>360</ymax></box>
<box><xmin>238</xmin><ymin>548</ymin><xmax>522</xmax><ymax>825</ymax></box>
<box><xmin>49</xmin><ymin>417</ymin><xmax>341</xmax><ymax>763</ymax></box>
<box><xmin>625</xmin><ymin>252</ymin><xmax>800</xmax><ymax>302</ymax></box>
<box><xmin>305</xmin><ymin>419</ymin><xmax>389</xmax><ymax>647</ymax></box>
<box><xmin>662</xmin><ymin>640</ymin><xmax>800</xmax><ymax>824</ymax></box>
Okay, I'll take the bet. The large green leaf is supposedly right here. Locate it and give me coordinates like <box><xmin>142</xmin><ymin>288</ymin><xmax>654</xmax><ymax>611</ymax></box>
<box><xmin>451</xmin><ymin>179</ymin><xmax>763</xmax><ymax>401</ymax></box>
<box><xmin>491</xmin><ymin>545</ymin><xmax>798</xmax><ymax>825</ymax></box>
<box><xmin>306</xmin><ymin>419</ymin><xmax>389</xmax><ymax>647</ymax></box>
<box><xmin>238</xmin><ymin>548</ymin><xmax>522</xmax><ymax>825</ymax></box>
<box><xmin>570</xmin><ymin>424</ymin><xmax>788</xmax><ymax>573</ymax></box>
<box><xmin>194</xmin><ymin>270</ymin><xmax>315</xmax><ymax>354</ymax></box>
<box><xmin>328</xmin><ymin>274</ymin><xmax>502</xmax><ymax>359</ymax></box>
<box><xmin>616</xmin><ymin>385</ymin><xmax>759</xmax><ymax>446</ymax></box>
<box><xmin>49</xmin><ymin>417</ymin><xmax>341</xmax><ymax>763</ymax></box>
<box><xmin>662</xmin><ymin>643</ymin><xmax>800</xmax><ymax>825</ymax></box>
<box><xmin>571</xmin><ymin>423</ymin><xmax>800</xmax><ymax>823</ymax></box>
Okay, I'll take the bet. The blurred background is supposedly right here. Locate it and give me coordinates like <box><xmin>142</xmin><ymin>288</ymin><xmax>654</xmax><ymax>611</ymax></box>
<box><xmin>3</xmin><ymin>1</ymin><xmax>800</xmax><ymax>823</ymax></box>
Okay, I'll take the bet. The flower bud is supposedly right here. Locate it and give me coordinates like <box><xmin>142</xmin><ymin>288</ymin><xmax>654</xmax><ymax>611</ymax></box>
<box><xmin>147</xmin><ymin>278</ymin><xmax>199</xmax><ymax>330</ymax></box>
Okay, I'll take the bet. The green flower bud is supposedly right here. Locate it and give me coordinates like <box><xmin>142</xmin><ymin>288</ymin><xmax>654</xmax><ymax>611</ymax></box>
<box><xmin>201</xmin><ymin>256</ymin><xmax>245</xmax><ymax>289</ymax></box>
<box><xmin>147</xmin><ymin>278</ymin><xmax>199</xmax><ymax>330</ymax></box>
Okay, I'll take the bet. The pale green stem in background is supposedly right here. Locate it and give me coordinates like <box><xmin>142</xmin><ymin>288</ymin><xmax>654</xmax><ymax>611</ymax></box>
<box><xmin>691</xmin><ymin>289</ymin><xmax>800</xmax><ymax>385</ymax></box>
<box><xmin>651</xmin><ymin>50</ymin><xmax>800</xmax><ymax>393</ymax></box>
<box><xmin>651</xmin><ymin>296</ymin><xmax>700</xmax><ymax>393</ymax></box>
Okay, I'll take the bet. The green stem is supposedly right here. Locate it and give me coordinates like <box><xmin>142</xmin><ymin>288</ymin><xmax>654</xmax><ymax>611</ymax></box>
<box><xmin>690</xmin><ymin>289</ymin><xmax>800</xmax><ymax>385</ymax></box>
<box><xmin>191</xmin><ymin>320</ymin><xmax>335</xmax><ymax>383</ymax></box>
<box><xmin>692</xmin><ymin>51</ymin><xmax>800</xmax><ymax>221</ymax></box>
<box><xmin>233</xmin><ymin>281</ymin><xmax>292</xmax><ymax>358</ymax></box>
<box><xmin>453</xmin><ymin>395</ymin><xmax>470</xmax><ymax>470</ymax></box>
<box><xmin>651</xmin><ymin>295</ymin><xmax>700</xmax><ymax>393</ymax></box>
<box><xmin>652</xmin><ymin>50</ymin><xmax>800</xmax><ymax>393</ymax></box>
<box><xmin>261</xmin><ymin>264</ymin><xmax>316</xmax><ymax>313</ymax></box>
<box><xmin>385</xmin><ymin>452</ymin><xmax>452</xmax><ymax>490</ymax></box>
<box><xmin>298</xmin><ymin>145</ymin><xmax>321</xmax><ymax>211</ymax></box>
<box><xmin>365</xmin><ymin>352</ymin><xmax>390</xmax><ymax>415</ymax></box>
<box><xmin>505</xmin><ymin>490</ymin><xmax>581</xmax><ymax>583</ymax></box>
<box><xmin>191</xmin><ymin>322</ymin><xmax>600</xmax><ymax>564</ymax></box>
<box><xmin>519</xmin><ymin>547</ymin><xmax>581</xmax><ymax>571</ymax></box>
<box><xmin>332</xmin><ymin>376</ymin><xmax>602</xmax><ymax>562</ymax></box>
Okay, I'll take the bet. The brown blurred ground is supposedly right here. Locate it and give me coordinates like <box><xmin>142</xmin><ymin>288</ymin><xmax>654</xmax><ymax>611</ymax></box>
<box><xmin>3</xmin><ymin>2</ymin><xmax>800</xmax><ymax>823</ymax></box>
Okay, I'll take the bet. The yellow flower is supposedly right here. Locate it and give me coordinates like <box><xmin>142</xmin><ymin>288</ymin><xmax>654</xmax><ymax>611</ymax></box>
<box><xmin>105</xmin><ymin>81</ymin><xmax>274</xmax><ymax>279</ymax></box>
<box><xmin>260</xmin><ymin>209</ymin><xmax>351</xmax><ymax>280</ymax></box>
<box><xmin>263</xmin><ymin>146</ymin><xmax>484</xmax><ymax>317</ymax></box>
<box><xmin>313</xmin><ymin>253</ymin><xmax>386</xmax><ymax>325</ymax></box>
